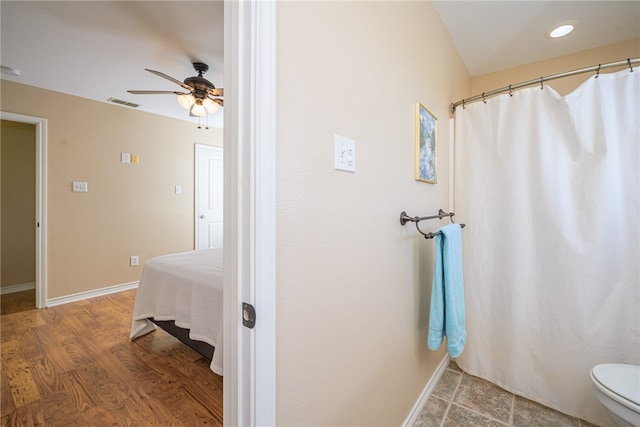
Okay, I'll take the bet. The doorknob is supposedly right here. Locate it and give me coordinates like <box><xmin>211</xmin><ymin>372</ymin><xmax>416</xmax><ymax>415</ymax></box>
<box><xmin>200</xmin><ymin>215</ymin><xmax>205</xmax><ymax>219</ymax></box>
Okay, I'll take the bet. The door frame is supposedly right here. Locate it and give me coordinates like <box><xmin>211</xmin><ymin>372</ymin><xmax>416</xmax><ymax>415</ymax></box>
<box><xmin>0</xmin><ymin>112</ymin><xmax>47</xmax><ymax>309</ymax></box>
<box><xmin>223</xmin><ymin>0</ymin><xmax>277</xmax><ymax>425</ymax></box>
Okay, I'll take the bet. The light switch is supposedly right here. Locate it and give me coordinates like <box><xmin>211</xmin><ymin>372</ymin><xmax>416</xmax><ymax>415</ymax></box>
<box><xmin>121</xmin><ymin>152</ymin><xmax>131</xmax><ymax>163</ymax></box>
<box><xmin>175</xmin><ymin>185</ymin><xmax>182</xmax><ymax>194</ymax></box>
<box><xmin>334</xmin><ymin>135</ymin><xmax>356</xmax><ymax>172</ymax></box>
<box><xmin>72</xmin><ymin>181</ymin><xmax>88</xmax><ymax>192</ymax></box>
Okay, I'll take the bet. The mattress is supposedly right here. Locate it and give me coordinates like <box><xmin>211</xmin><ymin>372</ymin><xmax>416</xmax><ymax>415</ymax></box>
<box><xmin>130</xmin><ymin>248</ymin><xmax>223</xmax><ymax>375</ymax></box>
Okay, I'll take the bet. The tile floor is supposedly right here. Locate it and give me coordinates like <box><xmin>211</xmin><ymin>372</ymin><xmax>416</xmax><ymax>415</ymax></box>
<box><xmin>413</xmin><ymin>361</ymin><xmax>602</xmax><ymax>427</ymax></box>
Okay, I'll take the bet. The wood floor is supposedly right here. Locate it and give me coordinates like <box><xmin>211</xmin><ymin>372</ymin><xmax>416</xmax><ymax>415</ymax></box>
<box><xmin>0</xmin><ymin>289</ymin><xmax>223</xmax><ymax>426</ymax></box>
<box><xmin>1</xmin><ymin>290</ymin><xmax>36</xmax><ymax>315</ymax></box>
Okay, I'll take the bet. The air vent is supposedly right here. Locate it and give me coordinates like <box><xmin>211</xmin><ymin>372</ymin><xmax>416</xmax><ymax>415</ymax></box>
<box><xmin>107</xmin><ymin>97</ymin><xmax>140</xmax><ymax>108</ymax></box>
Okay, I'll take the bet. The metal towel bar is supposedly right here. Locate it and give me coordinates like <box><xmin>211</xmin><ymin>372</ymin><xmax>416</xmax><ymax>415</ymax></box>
<box><xmin>399</xmin><ymin>209</ymin><xmax>465</xmax><ymax>239</ymax></box>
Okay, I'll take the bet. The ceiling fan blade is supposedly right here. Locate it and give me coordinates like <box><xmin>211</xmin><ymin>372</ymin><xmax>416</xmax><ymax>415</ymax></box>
<box><xmin>145</xmin><ymin>69</ymin><xmax>193</xmax><ymax>91</ymax></box>
<box><xmin>207</xmin><ymin>96</ymin><xmax>224</xmax><ymax>107</ymax></box>
<box><xmin>127</xmin><ymin>90</ymin><xmax>189</xmax><ymax>95</ymax></box>
<box><xmin>206</xmin><ymin>87</ymin><xmax>223</xmax><ymax>97</ymax></box>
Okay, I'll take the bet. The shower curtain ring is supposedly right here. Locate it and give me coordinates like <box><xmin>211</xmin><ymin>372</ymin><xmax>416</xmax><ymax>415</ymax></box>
<box><xmin>508</xmin><ymin>84</ymin><xmax>513</xmax><ymax>97</ymax></box>
<box><xmin>540</xmin><ymin>77</ymin><xmax>544</xmax><ymax>90</ymax></box>
<box><xmin>596</xmin><ymin>64</ymin><xmax>601</xmax><ymax>78</ymax></box>
<box><xmin>628</xmin><ymin>58</ymin><xmax>634</xmax><ymax>73</ymax></box>
<box><xmin>462</xmin><ymin>99</ymin><xmax>466</xmax><ymax>109</ymax></box>
<box><xmin>482</xmin><ymin>93</ymin><xmax>487</xmax><ymax>103</ymax></box>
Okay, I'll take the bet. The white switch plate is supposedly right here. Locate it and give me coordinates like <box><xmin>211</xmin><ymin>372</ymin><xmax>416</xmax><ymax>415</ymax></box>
<box><xmin>175</xmin><ymin>185</ymin><xmax>182</xmax><ymax>194</ymax></box>
<box><xmin>72</xmin><ymin>181</ymin><xmax>88</xmax><ymax>192</ymax></box>
<box><xmin>121</xmin><ymin>152</ymin><xmax>131</xmax><ymax>163</ymax></box>
<box><xmin>130</xmin><ymin>256</ymin><xmax>139</xmax><ymax>266</ymax></box>
<box><xmin>334</xmin><ymin>135</ymin><xmax>356</xmax><ymax>172</ymax></box>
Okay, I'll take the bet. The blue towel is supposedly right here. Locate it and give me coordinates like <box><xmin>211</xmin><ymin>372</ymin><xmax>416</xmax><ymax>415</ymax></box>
<box><xmin>427</xmin><ymin>223</ymin><xmax>466</xmax><ymax>358</ymax></box>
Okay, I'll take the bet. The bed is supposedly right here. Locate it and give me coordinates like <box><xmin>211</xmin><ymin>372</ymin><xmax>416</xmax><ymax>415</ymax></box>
<box><xmin>130</xmin><ymin>248</ymin><xmax>223</xmax><ymax>376</ymax></box>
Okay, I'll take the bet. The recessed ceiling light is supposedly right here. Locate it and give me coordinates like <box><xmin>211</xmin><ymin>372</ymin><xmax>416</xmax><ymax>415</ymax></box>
<box><xmin>550</xmin><ymin>24</ymin><xmax>574</xmax><ymax>38</ymax></box>
<box><xmin>546</xmin><ymin>21</ymin><xmax>577</xmax><ymax>39</ymax></box>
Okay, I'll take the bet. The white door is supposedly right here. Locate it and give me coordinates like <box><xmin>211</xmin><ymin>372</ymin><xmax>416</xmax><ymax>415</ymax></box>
<box><xmin>195</xmin><ymin>145</ymin><xmax>223</xmax><ymax>250</ymax></box>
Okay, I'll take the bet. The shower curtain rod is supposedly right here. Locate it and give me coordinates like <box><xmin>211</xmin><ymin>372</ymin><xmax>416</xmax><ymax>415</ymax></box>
<box><xmin>450</xmin><ymin>57</ymin><xmax>639</xmax><ymax>113</ymax></box>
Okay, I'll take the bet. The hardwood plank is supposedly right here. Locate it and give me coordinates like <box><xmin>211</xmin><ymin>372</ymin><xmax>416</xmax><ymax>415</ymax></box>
<box><xmin>52</xmin><ymin>368</ymin><xmax>100</xmax><ymax>413</ymax></box>
<box><xmin>5</xmin><ymin>362</ymin><xmax>41</xmax><ymax>408</ymax></box>
<box><xmin>28</xmin><ymin>356</ymin><xmax>60</xmax><ymax>397</ymax></box>
<box><xmin>1</xmin><ymin>400</ymin><xmax>46</xmax><ymax>426</ymax></box>
<box><xmin>126</xmin><ymin>383</ymin><xmax>189</xmax><ymax>426</ymax></box>
<box><xmin>137</xmin><ymin>351</ymin><xmax>224</xmax><ymax>424</ymax></box>
<box><xmin>59</xmin><ymin>335</ymin><xmax>97</xmax><ymax>367</ymax></box>
<box><xmin>1</xmin><ymin>367</ymin><xmax>16</xmax><ymax>417</ymax></box>
<box><xmin>1</xmin><ymin>340</ymin><xmax>41</xmax><ymax>408</ymax></box>
<box><xmin>8</xmin><ymin>310</ymin><xmax>46</xmax><ymax>331</ymax></box>
<box><xmin>0</xmin><ymin>290</ymin><xmax>36</xmax><ymax>315</ymax></box>
<box><xmin>30</xmin><ymin>326</ymin><xmax>77</xmax><ymax>374</ymax></box>
<box><xmin>1</xmin><ymin>289</ymin><xmax>223</xmax><ymax>425</ymax></box>
<box><xmin>0</xmin><ymin>317</ymin><xmax>17</xmax><ymax>343</ymax></box>
<box><xmin>81</xmin><ymin>403</ymin><xmax>144</xmax><ymax>426</ymax></box>
<box><xmin>14</xmin><ymin>329</ymin><xmax>43</xmax><ymax>364</ymax></box>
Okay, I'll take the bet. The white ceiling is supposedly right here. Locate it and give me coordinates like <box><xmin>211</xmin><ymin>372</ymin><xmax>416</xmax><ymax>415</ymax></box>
<box><xmin>1</xmin><ymin>1</ymin><xmax>638</xmax><ymax>126</ymax></box>
<box><xmin>432</xmin><ymin>1</ymin><xmax>640</xmax><ymax>76</ymax></box>
<box><xmin>1</xmin><ymin>1</ymin><xmax>224</xmax><ymax>127</ymax></box>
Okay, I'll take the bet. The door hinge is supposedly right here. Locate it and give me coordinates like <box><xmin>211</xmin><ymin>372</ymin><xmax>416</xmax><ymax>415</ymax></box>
<box><xmin>242</xmin><ymin>302</ymin><xmax>256</xmax><ymax>329</ymax></box>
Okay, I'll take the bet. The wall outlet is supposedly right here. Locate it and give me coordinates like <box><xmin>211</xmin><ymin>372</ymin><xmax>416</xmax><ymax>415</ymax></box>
<box><xmin>72</xmin><ymin>181</ymin><xmax>88</xmax><ymax>192</ymax></box>
<box><xmin>131</xmin><ymin>154</ymin><xmax>139</xmax><ymax>164</ymax></box>
<box><xmin>334</xmin><ymin>134</ymin><xmax>356</xmax><ymax>172</ymax></box>
<box><xmin>130</xmin><ymin>256</ymin><xmax>139</xmax><ymax>266</ymax></box>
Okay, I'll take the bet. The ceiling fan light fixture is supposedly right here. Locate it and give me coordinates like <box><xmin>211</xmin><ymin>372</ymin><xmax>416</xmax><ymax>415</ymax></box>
<box><xmin>191</xmin><ymin>102</ymin><xmax>207</xmax><ymax>117</ymax></box>
<box><xmin>203</xmin><ymin>98</ymin><xmax>221</xmax><ymax>114</ymax></box>
<box><xmin>177</xmin><ymin>93</ymin><xmax>196</xmax><ymax>109</ymax></box>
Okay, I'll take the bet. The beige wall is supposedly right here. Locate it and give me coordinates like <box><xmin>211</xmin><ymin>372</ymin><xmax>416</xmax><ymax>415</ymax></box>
<box><xmin>1</xmin><ymin>120</ymin><xmax>36</xmax><ymax>288</ymax></box>
<box><xmin>471</xmin><ymin>38</ymin><xmax>640</xmax><ymax>97</ymax></box>
<box><xmin>276</xmin><ymin>2</ymin><xmax>470</xmax><ymax>425</ymax></box>
<box><xmin>0</xmin><ymin>81</ymin><xmax>223</xmax><ymax>299</ymax></box>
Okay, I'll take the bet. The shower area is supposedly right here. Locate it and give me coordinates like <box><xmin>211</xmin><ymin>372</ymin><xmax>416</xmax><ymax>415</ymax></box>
<box><xmin>451</xmin><ymin>60</ymin><xmax>639</xmax><ymax>426</ymax></box>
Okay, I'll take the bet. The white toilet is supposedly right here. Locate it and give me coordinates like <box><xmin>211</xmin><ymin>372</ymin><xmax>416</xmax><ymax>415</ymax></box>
<box><xmin>590</xmin><ymin>364</ymin><xmax>640</xmax><ymax>427</ymax></box>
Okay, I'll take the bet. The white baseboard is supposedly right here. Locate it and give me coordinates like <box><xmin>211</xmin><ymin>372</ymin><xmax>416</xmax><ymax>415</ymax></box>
<box><xmin>402</xmin><ymin>354</ymin><xmax>451</xmax><ymax>427</ymax></box>
<box><xmin>46</xmin><ymin>281</ymin><xmax>138</xmax><ymax>307</ymax></box>
<box><xmin>1</xmin><ymin>282</ymin><xmax>36</xmax><ymax>295</ymax></box>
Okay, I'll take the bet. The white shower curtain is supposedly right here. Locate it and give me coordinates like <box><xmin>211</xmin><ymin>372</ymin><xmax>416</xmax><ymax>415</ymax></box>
<box><xmin>454</xmin><ymin>69</ymin><xmax>639</xmax><ymax>426</ymax></box>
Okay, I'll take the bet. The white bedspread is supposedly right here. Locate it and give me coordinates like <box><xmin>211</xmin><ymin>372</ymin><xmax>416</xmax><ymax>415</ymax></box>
<box><xmin>130</xmin><ymin>248</ymin><xmax>223</xmax><ymax>375</ymax></box>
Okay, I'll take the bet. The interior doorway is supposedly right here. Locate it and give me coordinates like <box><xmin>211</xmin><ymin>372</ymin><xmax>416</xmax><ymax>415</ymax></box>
<box><xmin>0</xmin><ymin>112</ymin><xmax>47</xmax><ymax>310</ymax></box>
<box><xmin>1</xmin><ymin>120</ymin><xmax>36</xmax><ymax>314</ymax></box>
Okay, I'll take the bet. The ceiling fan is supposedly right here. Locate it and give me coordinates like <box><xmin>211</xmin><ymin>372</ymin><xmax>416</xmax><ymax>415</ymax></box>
<box><xmin>128</xmin><ymin>61</ymin><xmax>223</xmax><ymax>117</ymax></box>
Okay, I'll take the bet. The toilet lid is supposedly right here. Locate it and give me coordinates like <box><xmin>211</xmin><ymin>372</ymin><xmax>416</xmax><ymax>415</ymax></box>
<box><xmin>592</xmin><ymin>364</ymin><xmax>640</xmax><ymax>406</ymax></box>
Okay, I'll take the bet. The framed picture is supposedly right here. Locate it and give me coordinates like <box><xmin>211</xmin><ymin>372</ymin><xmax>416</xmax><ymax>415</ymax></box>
<box><xmin>415</xmin><ymin>103</ymin><xmax>437</xmax><ymax>183</ymax></box>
